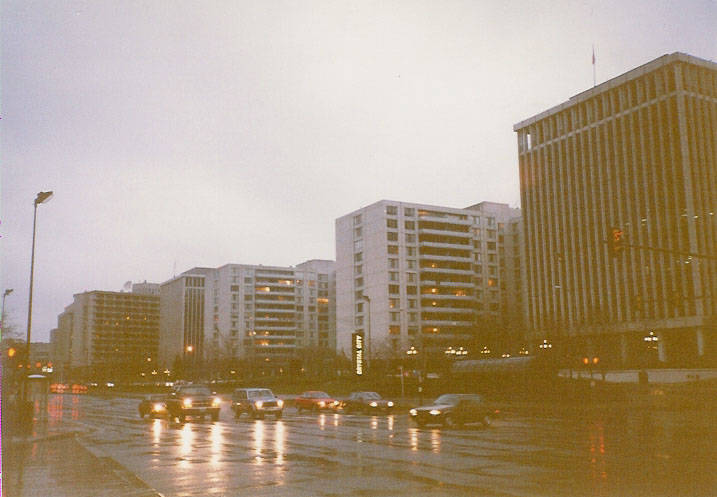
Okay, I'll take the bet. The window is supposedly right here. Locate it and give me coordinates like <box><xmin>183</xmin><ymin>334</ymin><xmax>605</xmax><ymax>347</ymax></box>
<box><xmin>487</xmin><ymin>217</ymin><xmax>495</xmax><ymax>227</ymax></box>
<box><xmin>389</xmin><ymin>258</ymin><xmax>398</xmax><ymax>269</ymax></box>
<box><xmin>405</xmin><ymin>220</ymin><xmax>415</xmax><ymax>230</ymax></box>
<box><xmin>404</xmin><ymin>207</ymin><xmax>415</xmax><ymax>216</ymax></box>
<box><xmin>354</xmin><ymin>264</ymin><xmax>362</xmax><ymax>275</ymax></box>
<box><xmin>354</xmin><ymin>227</ymin><xmax>362</xmax><ymax>238</ymax></box>
<box><xmin>389</xmin><ymin>284</ymin><xmax>400</xmax><ymax>294</ymax></box>
<box><xmin>387</xmin><ymin>219</ymin><xmax>398</xmax><ymax>228</ymax></box>
<box><xmin>407</xmin><ymin>259</ymin><xmax>416</xmax><ymax>269</ymax></box>
<box><xmin>407</xmin><ymin>273</ymin><xmax>416</xmax><ymax>283</ymax></box>
<box><xmin>408</xmin><ymin>299</ymin><xmax>417</xmax><ymax>309</ymax></box>
<box><xmin>388</xmin><ymin>245</ymin><xmax>399</xmax><ymax>254</ymax></box>
<box><xmin>406</xmin><ymin>286</ymin><xmax>417</xmax><ymax>295</ymax></box>
<box><xmin>354</xmin><ymin>252</ymin><xmax>363</xmax><ymax>262</ymax></box>
<box><xmin>405</xmin><ymin>233</ymin><xmax>416</xmax><ymax>243</ymax></box>
<box><xmin>406</xmin><ymin>247</ymin><xmax>416</xmax><ymax>256</ymax></box>
<box><xmin>487</xmin><ymin>242</ymin><xmax>496</xmax><ymax>250</ymax></box>
<box><xmin>389</xmin><ymin>298</ymin><xmax>399</xmax><ymax>309</ymax></box>
<box><xmin>354</xmin><ymin>239</ymin><xmax>363</xmax><ymax>251</ymax></box>
<box><xmin>387</xmin><ymin>232</ymin><xmax>398</xmax><ymax>241</ymax></box>
<box><xmin>386</xmin><ymin>205</ymin><xmax>398</xmax><ymax>215</ymax></box>
<box><xmin>390</xmin><ymin>312</ymin><xmax>399</xmax><ymax>322</ymax></box>
<box><xmin>389</xmin><ymin>271</ymin><xmax>399</xmax><ymax>282</ymax></box>
<box><xmin>355</xmin><ymin>277</ymin><xmax>364</xmax><ymax>287</ymax></box>
<box><xmin>353</xmin><ymin>214</ymin><xmax>362</xmax><ymax>225</ymax></box>
<box><xmin>408</xmin><ymin>312</ymin><xmax>417</xmax><ymax>323</ymax></box>
<box><xmin>355</xmin><ymin>316</ymin><xmax>364</xmax><ymax>326</ymax></box>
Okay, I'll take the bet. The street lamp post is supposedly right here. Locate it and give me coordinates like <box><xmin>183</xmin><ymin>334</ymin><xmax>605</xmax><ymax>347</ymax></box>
<box><xmin>24</xmin><ymin>191</ymin><xmax>53</xmax><ymax>403</ymax></box>
<box><xmin>1</xmin><ymin>288</ymin><xmax>13</xmax><ymax>339</ymax></box>
<box><xmin>361</xmin><ymin>294</ymin><xmax>371</xmax><ymax>373</ymax></box>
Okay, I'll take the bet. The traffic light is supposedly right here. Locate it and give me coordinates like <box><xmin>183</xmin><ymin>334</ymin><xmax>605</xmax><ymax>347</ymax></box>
<box><xmin>609</xmin><ymin>227</ymin><xmax>625</xmax><ymax>256</ymax></box>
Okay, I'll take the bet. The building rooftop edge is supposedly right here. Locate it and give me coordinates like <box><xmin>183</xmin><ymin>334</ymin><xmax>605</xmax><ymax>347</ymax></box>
<box><xmin>513</xmin><ymin>52</ymin><xmax>717</xmax><ymax>131</ymax></box>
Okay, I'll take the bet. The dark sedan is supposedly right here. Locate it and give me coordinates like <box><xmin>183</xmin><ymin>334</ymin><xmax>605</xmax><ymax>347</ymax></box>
<box><xmin>409</xmin><ymin>393</ymin><xmax>494</xmax><ymax>428</ymax></box>
<box><xmin>341</xmin><ymin>391</ymin><xmax>395</xmax><ymax>414</ymax></box>
<box><xmin>138</xmin><ymin>394</ymin><xmax>168</xmax><ymax>419</ymax></box>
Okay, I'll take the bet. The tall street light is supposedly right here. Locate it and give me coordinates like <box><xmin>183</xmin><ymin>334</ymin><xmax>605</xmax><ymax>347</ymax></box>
<box><xmin>361</xmin><ymin>294</ymin><xmax>371</xmax><ymax>372</ymax></box>
<box><xmin>24</xmin><ymin>191</ymin><xmax>53</xmax><ymax>399</ymax></box>
<box><xmin>2</xmin><ymin>288</ymin><xmax>13</xmax><ymax>339</ymax></box>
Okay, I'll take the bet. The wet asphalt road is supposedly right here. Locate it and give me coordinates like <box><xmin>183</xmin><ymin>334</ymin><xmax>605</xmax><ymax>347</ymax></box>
<box><xmin>40</xmin><ymin>394</ymin><xmax>716</xmax><ymax>496</ymax></box>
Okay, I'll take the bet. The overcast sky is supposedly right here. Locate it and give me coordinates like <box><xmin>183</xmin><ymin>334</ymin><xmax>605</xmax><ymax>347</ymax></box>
<box><xmin>1</xmin><ymin>0</ymin><xmax>715</xmax><ymax>342</ymax></box>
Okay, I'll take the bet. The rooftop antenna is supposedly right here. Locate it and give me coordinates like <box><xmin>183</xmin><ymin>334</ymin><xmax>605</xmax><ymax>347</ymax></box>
<box><xmin>123</xmin><ymin>281</ymin><xmax>132</xmax><ymax>292</ymax></box>
<box><xmin>173</xmin><ymin>260</ymin><xmax>177</xmax><ymax>278</ymax></box>
<box><xmin>592</xmin><ymin>45</ymin><xmax>596</xmax><ymax>87</ymax></box>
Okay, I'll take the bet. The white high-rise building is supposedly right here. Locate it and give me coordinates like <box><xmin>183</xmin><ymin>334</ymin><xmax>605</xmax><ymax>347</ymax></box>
<box><xmin>336</xmin><ymin>200</ymin><xmax>522</xmax><ymax>365</ymax></box>
<box><xmin>160</xmin><ymin>260</ymin><xmax>335</xmax><ymax>376</ymax></box>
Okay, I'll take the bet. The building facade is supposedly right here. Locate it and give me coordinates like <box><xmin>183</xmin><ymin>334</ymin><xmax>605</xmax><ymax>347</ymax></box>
<box><xmin>53</xmin><ymin>289</ymin><xmax>160</xmax><ymax>381</ymax></box>
<box><xmin>160</xmin><ymin>260</ymin><xmax>336</xmax><ymax>377</ymax></box>
<box><xmin>514</xmin><ymin>52</ymin><xmax>716</xmax><ymax>367</ymax></box>
<box><xmin>336</xmin><ymin>200</ymin><xmax>522</xmax><ymax>367</ymax></box>
<box><xmin>158</xmin><ymin>268</ymin><xmax>211</xmax><ymax>375</ymax></box>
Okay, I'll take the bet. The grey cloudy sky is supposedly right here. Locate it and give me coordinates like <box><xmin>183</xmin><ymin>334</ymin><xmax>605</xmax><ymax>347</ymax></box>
<box><xmin>1</xmin><ymin>0</ymin><xmax>715</xmax><ymax>342</ymax></box>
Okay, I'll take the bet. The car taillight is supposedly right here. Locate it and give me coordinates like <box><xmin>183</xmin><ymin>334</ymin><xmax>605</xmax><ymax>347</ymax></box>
<box><xmin>183</xmin><ymin>398</ymin><xmax>192</xmax><ymax>408</ymax></box>
<box><xmin>277</xmin><ymin>399</ymin><xmax>284</xmax><ymax>408</ymax></box>
<box><xmin>212</xmin><ymin>397</ymin><xmax>221</xmax><ymax>407</ymax></box>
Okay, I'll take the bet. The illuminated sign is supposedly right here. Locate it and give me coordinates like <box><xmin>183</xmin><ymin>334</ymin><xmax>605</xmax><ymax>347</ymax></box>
<box><xmin>352</xmin><ymin>332</ymin><xmax>364</xmax><ymax>376</ymax></box>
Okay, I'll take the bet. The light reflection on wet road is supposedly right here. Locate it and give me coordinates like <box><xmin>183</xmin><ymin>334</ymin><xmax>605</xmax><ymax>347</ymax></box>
<box><xmin>49</xmin><ymin>395</ymin><xmax>715</xmax><ymax>496</ymax></box>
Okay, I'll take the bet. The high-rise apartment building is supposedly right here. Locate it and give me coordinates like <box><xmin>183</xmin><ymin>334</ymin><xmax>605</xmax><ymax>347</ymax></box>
<box><xmin>336</xmin><ymin>200</ymin><xmax>522</xmax><ymax>365</ymax></box>
<box><xmin>514</xmin><ymin>52</ymin><xmax>716</xmax><ymax>367</ymax></box>
<box><xmin>160</xmin><ymin>260</ymin><xmax>336</xmax><ymax>376</ymax></box>
<box><xmin>54</xmin><ymin>289</ymin><xmax>160</xmax><ymax>381</ymax></box>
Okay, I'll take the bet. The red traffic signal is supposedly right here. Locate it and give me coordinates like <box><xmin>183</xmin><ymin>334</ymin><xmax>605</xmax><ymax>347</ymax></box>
<box><xmin>610</xmin><ymin>227</ymin><xmax>625</xmax><ymax>256</ymax></box>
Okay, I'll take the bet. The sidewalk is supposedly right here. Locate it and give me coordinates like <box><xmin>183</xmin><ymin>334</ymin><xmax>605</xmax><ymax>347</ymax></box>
<box><xmin>2</xmin><ymin>422</ymin><xmax>161</xmax><ymax>497</ymax></box>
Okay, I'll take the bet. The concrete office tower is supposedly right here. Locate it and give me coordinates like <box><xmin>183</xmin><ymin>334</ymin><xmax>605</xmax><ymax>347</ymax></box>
<box><xmin>54</xmin><ymin>290</ymin><xmax>160</xmax><ymax>382</ymax></box>
<box><xmin>514</xmin><ymin>53</ymin><xmax>716</xmax><ymax>367</ymax></box>
<box><xmin>336</xmin><ymin>200</ymin><xmax>522</xmax><ymax>364</ymax></box>
<box><xmin>159</xmin><ymin>268</ymin><xmax>211</xmax><ymax>372</ymax></box>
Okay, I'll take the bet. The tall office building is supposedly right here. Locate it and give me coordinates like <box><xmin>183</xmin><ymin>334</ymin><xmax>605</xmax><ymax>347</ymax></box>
<box><xmin>160</xmin><ymin>260</ymin><xmax>336</xmax><ymax>376</ymax></box>
<box><xmin>514</xmin><ymin>52</ymin><xmax>716</xmax><ymax>367</ymax></box>
<box><xmin>54</xmin><ymin>289</ymin><xmax>160</xmax><ymax>381</ymax></box>
<box><xmin>159</xmin><ymin>268</ymin><xmax>211</xmax><ymax>371</ymax></box>
<box><xmin>336</xmin><ymin>200</ymin><xmax>522</xmax><ymax>365</ymax></box>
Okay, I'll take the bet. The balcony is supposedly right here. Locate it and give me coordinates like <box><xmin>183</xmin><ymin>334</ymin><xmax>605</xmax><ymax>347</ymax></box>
<box><xmin>419</xmin><ymin>240</ymin><xmax>471</xmax><ymax>250</ymax></box>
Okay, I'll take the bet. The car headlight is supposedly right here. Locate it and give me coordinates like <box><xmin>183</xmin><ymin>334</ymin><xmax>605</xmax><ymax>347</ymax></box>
<box><xmin>153</xmin><ymin>403</ymin><xmax>164</xmax><ymax>411</ymax></box>
<box><xmin>409</xmin><ymin>409</ymin><xmax>418</xmax><ymax>416</ymax></box>
<box><xmin>254</xmin><ymin>400</ymin><xmax>263</xmax><ymax>409</ymax></box>
<box><xmin>331</xmin><ymin>401</ymin><xmax>339</xmax><ymax>407</ymax></box>
<box><xmin>277</xmin><ymin>399</ymin><xmax>284</xmax><ymax>408</ymax></box>
<box><xmin>429</xmin><ymin>409</ymin><xmax>441</xmax><ymax>416</ymax></box>
<box><xmin>387</xmin><ymin>401</ymin><xmax>394</xmax><ymax>407</ymax></box>
<box><xmin>183</xmin><ymin>398</ymin><xmax>192</xmax><ymax>408</ymax></box>
<box><xmin>369</xmin><ymin>401</ymin><xmax>378</xmax><ymax>407</ymax></box>
<box><xmin>318</xmin><ymin>401</ymin><xmax>326</xmax><ymax>408</ymax></box>
<box><xmin>212</xmin><ymin>397</ymin><xmax>221</xmax><ymax>407</ymax></box>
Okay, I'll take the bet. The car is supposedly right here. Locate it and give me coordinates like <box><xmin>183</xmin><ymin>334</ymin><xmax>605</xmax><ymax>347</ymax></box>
<box><xmin>341</xmin><ymin>391</ymin><xmax>395</xmax><ymax>414</ymax></box>
<box><xmin>138</xmin><ymin>394</ymin><xmax>168</xmax><ymax>418</ymax></box>
<box><xmin>165</xmin><ymin>384</ymin><xmax>221</xmax><ymax>422</ymax></box>
<box><xmin>295</xmin><ymin>391</ymin><xmax>340</xmax><ymax>412</ymax></box>
<box><xmin>409</xmin><ymin>394</ymin><xmax>494</xmax><ymax>428</ymax></box>
<box><xmin>232</xmin><ymin>388</ymin><xmax>284</xmax><ymax>419</ymax></box>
